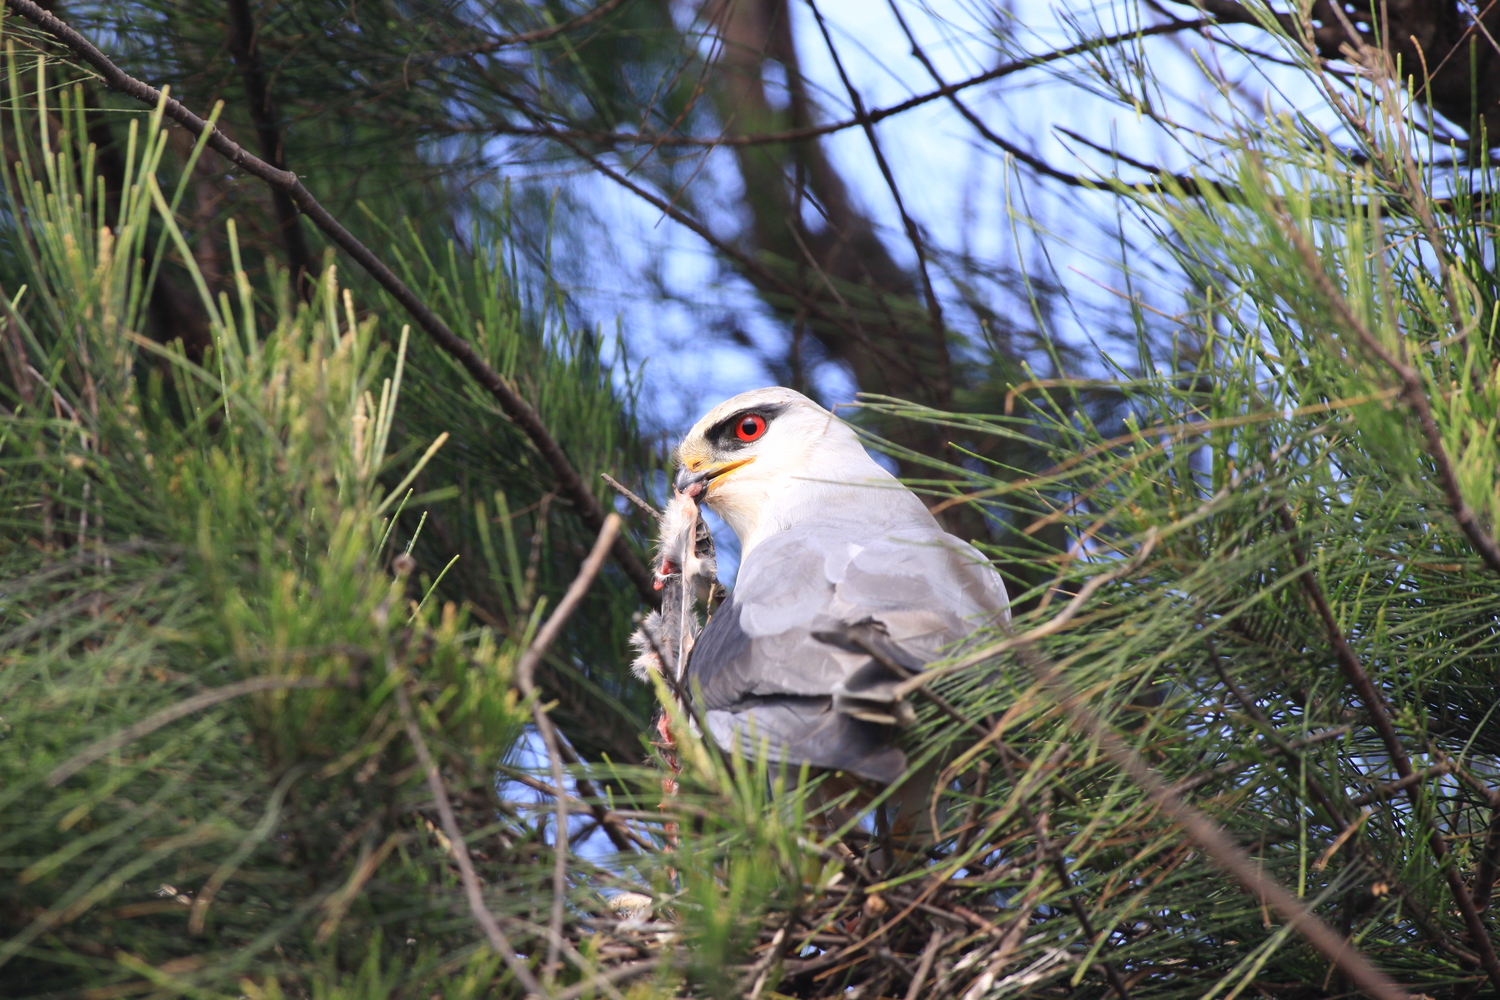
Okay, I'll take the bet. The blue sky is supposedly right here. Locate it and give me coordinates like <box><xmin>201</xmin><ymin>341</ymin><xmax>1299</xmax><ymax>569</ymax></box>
<box><xmin>506</xmin><ymin>0</ymin><xmax>1340</xmax><ymax>435</ymax></box>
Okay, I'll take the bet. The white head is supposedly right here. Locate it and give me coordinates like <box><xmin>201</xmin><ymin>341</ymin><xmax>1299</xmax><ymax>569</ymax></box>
<box><xmin>674</xmin><ymin>387</ymin><xmax>925</xmax><ymax>551</ymax></box>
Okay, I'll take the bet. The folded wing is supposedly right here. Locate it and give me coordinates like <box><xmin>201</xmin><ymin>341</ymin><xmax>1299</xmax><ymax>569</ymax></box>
<box><xmin>686</xmin><ymin>523</ymin><xmax>1008</xmax><ymax>782</ymax></box>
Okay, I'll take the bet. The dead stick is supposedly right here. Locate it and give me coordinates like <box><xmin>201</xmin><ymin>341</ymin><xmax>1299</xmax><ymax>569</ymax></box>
<box><xmin>497</xmin><ymin>765</ymin><xmax>654</xmax><ymax>851</ymax></box>
<box><xmin>515</xmin><ymin>513</ymin><xmax>622</xmax><ymax>982</ymax></box>
<box><xmin>601</xmin><ymin>471</ymin><xmax>660</xmax><ymax>517</ymax></box>
<box><xmin>1281</xmin><ymin>217</ymin><xmax>1500</xmax><ymax>578</ymax></box>
<box><xmin>1018</xmin><ymin>645</ymin><xmax>1411</xmax><ymax>1000</ymax></box>
<box><xmin>224</xmin><ymin>0</ymin><xmax>316</xmax><ymax>295</ymax></box>
<box><xmin>1276</xmin><ymin>502</ymin><xmax>1500</xmax><ymax>988</ymax></box>
<box><xmin>392</xmin><ymin>670</ymin><xmax>543</xmax><ymax>996</ymax></box>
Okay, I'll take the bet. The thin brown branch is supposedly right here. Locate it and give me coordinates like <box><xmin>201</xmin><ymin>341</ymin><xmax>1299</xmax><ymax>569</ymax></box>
<box><xmin>744</xmin><ymin>922</ymin><xmax>793</xmax><ymax>999</ymax></box>
<box><xmin>902</xmin><ymin>928</ymin><xmax>945</xmax><ymax>1000</ymax></box>
<box><xmin>1350</xmin><ymin>763</ymin><xmax>1457</xmax><ymax>807</ymax></box>
<box><xmin>514</xmin><ymin>513</ymin><xmax>622</xmax><ymax>982</ymax></box>
<box><xmin>550</xmin><ymin>959</ymin><xmax>661</xmax><ymax>1000</ymax></box>
<box><xmin>601</xmin><ymin>471</ymin><xmax>660</xmax><ymax>518</ymax></box>
<box><xmin>493</xmin><ymin>94</ymin><xmax>883</xmax><ymax>356</ymax></box>
<box><xmin>1431</xmin><ymin>750</ymin><xmax>1500</xmax><ymax>914</ymax></box>
<box><xmin>1273</xmin><ymin>501</ymin><xmax>1500</xmax><ymax>989</ymax></box>
<box><xmin>1475</xmin><ymin>806</ymin><xmax>1500</xmax><ymax>913</ymax></box>
<box><xmin>475</xmin><ymin>18</ymin><xmax>1207</xmax><ymax>150</ymax></box>
<box><xmin>391</xmin><ymin>666</ymin><xmax>543</xmax><ymax>995</ymax></box>
<box><xmin>497</xmin><ymin>766</ymin><xmax>654</xmax><ymax>852</ymax></box>
<box><xmin>893</xmin><ymin>528</ymin><xmax>1158</xmax><ymax>699</ymax></box>
<box><xmin>1204</xmin><ymin>623</ymin><xmax>1482</xmax><ymax>962</ymax></box>
<box><xmin>995</xmin><ymin>748</ymin><xmax>1135</xmax><ymax>1000</ymax></box>
<box><xmin>1018</xmin><ymin>644</ymin><xmax>1413</xmax><ymax>1000</ymax></box>
<box><xmin>3</xmin><ymin>0</ymin><xmax>660</xmax><ymax>608</ymax></box>
<box><xmin>473</xmin><ymin>0</ymin><xmax>631</xmax><ymax>52</ymax></box>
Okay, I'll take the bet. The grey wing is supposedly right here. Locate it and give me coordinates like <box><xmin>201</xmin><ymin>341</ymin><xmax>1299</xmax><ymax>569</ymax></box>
<box><xmin>685</xmin><ymin>524</ymin><xmax>1008</xmax><ymax>782</ymax></box>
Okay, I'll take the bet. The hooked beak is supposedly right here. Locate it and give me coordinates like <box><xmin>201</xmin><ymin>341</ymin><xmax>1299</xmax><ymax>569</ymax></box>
<box><xmin>674</xmin><ymin>457</ymin><xmax>754</xmax><ymax>497</ymax></box>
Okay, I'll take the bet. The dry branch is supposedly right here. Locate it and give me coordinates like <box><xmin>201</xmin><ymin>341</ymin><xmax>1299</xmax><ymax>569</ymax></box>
<box><xmin>1018</xmin><ymin>643</ymin><xmax>1413</xmax><ymax>1000</ymax></box>
<box><xmin>472</xmin><ymin>19</ymin><xmax>1207</xmax><ymax>150</ymax></box>
<box><xmin>224</xmin><ymin>0</ymin><xmax>317</xmax><ymax>296</ymax></box>
<box><xmin>514</xmin><ymin>513</ymin><xmax>622</xmax><ymax>980</ymax></box>
<box><xmin>806</xmin><ymin>0</ymin><xmax>951</xmax><ymax>407</ymax></box>
<box><xmin>1280</xmin><ymin>177</ymin><xmax>1500</xmax><ymax>579</ymax></box>
<box><xmin>392</xmin><ymin>665</ymin><xmax>543</xmax><ymax>995</ymax></box>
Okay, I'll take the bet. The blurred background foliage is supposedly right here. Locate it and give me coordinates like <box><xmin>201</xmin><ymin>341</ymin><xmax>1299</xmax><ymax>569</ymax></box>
<box><xmin>5</xmin><ymin>0</ymin><xmax>1500</xmax><ymax>997</ymax></box>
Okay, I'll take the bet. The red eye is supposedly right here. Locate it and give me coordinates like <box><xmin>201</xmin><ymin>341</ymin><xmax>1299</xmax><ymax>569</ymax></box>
<box><xmin>735</xmin><ymin>413</ymin><xmax>767</xmax><ymax>442</ymax></box>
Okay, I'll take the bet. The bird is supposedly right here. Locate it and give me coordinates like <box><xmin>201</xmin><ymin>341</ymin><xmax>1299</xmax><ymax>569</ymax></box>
<box><xmin>658</xmin><ymin>386</ymin><xmax>1010</xmax><ymax>794</ymax></box>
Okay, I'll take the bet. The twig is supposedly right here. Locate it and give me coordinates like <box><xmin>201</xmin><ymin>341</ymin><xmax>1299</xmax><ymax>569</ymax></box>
<box><xmin>498</xmin><ymin>765</ymin><xmax>655</xmax><ymax>851</ymax></box>
<box><xmin>1196</xmin><ymin>641</ymin><xmax>1476</xmax><ymax>963</ymax></box>
<box><xmin>1474</xmin><ymin>805</ymin><xmax>1500</xmax><ymax>914</ymax></box>
<box><xmin>475</xmin><ymin>20</ymin><xmax>1206</xmax><ymax>150</ymax></box>
<box><xmin>471</xmin><ymin>0</ymin><xmax>630</xmax><ymax>51</ymax></box>
<box><xmin>1017</xmin><ymin>645</ymin><xmax>1412</xmax><ymax>1000</ymax></box>
<box><xmin>894</xmin><ymin>528</ymin><xmax>1158</xmax><ymax>699</ymax></box>
<box><xmin>391</xmin><ymin>666</ymin><xmax>543</xmax><ymax>996</ymax></box>
<box><xmin>957</xmin><ymin>880</ymin><xmax>1040</xmax><ymax>1000</ymax></box>
<box><xmin>1350</xmin><ymin>763</ymin><xmax>1457</xmax><ymax>807</ymax></box>
<box><xmin>1275</xmin><ymin>502</ymin><xmax>1500</xmax><ymax>989</ymax></box>
<box><xmin>903</xmin><ymin>929</ymin><xmax>945</xmax><ymax>1000</ymax></box>
<box><xmin>1424</xmin><ymin>749</ymin><xmax>1500</xmax><ymax>914</ymax></box>
<box><xmin>47</xmin><ymin>675</ymin><xmax>345</xmax><ymax>786</ymax></box>
<box><xmin>514</xmin><ymin>513</ymin><xmax>622</xmax><ymax>983</ymax></box>
<box><xmin>995</xmin><ymin>748</ymin><xmax>1135</xmax><ymax>1000</ymax></box>
<box><xmin>513</xmin><ymin>918</ymin><xmax>631</xmax><ymax>1000</ymax></box>
<box><xmin>601</xmin><ymin>472</ymin><xmax>660</xmax><ymax>517</ymax></box>
<box><xmin>1313</xmin><ymin>810</ymin><xmax>1371</xmax><ymax>871</ymax></box>
<box><xmin>492</xmin><ymin>93</ymin><xmax>885</xmax><ymax>365</ymax></box>
<box><xmin>550</xmin><ymin>958</ymin><xmax>661</xmax><ymax>1000</ymax></box>
<box><xmin>885</xmin><ymin>0</ymin><xmax>1107</xmax><ymax>191</ymax></box>
<box><xmin>3</xmin><ymin>0</ymin><xmax>659</xmax><ymax>608</ymax></box>
<box><xmin>745</xmin><ymin>924</ymin><xmax>791</xmax><ymax>999</ymax></box>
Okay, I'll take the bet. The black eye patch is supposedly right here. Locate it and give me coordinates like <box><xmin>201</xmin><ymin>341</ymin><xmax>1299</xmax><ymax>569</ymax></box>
<box><xmin>706</xmin><ymin>403</ymin><xmax>788</xmax><ymax>450</ymax></box>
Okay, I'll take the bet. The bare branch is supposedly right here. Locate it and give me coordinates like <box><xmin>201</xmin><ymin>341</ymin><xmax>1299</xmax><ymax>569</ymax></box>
<box><xmin>1278</xmin><ymin>220</ymin><xmax>1500</xmax><ymax>579</ymax></box>
<box><xmin>473</xmin><ymin>0</ymin><xmax>631</xmax><ymax>52</ymax></box>
<box><xmin>498</xmin><ymin>766</ymin><xmax>655</xmax><ymax>851</ymax></box>
<box><xmin>392</xmin><ymin>668</ymin><xmax>543</xmax><ymax>995</ymax></box>
<box><xmin>1274</xmin><ymin>500</ymin><xmax>1500</xmax><ymax>990</ymax></box>
<box><xmin>472</xmin><ymin>18</ymin><xmax>1208</xmax><ymax>150</ymax></box>
<box><xmin>1017</xmin><ymin>644</ymin><xmax>1413</xmax><ymax>1000</ymax></box>
<box><xmin>550</xmin><ymin>959</ymin><xmax>661</xmax><ymax>1000</ymax></box>
<box><xmin>514</xmin><ymin>513</ymin><xmax>622</xmax><ymax>982</ymax></box>
<box><xmin>807</xmin><ymin>0</ymin><xmax>952</xmax><ymax>407</ymax></box>
<box><xmin>601</xmin><ymin>472</ymin><xmax>660</xmax><ymax>518</ymax></box>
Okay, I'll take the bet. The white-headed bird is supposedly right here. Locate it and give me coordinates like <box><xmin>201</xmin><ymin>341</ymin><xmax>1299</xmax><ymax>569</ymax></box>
<box><xmin>660</xmin><ymin>387</ymin><xmax>1009</xmax><ymax>786</ymax></box>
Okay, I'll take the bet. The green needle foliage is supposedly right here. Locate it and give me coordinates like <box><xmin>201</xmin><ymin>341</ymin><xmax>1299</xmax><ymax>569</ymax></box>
<box><xmin>0</xmin><ymin>50</ymin><xmax>650</xmax><ymax>998</ymax></box>
<box><xmin>7</xmin><ymin>10</ymin><xmax>1500</xmax><ymax>1000</ymax></box>
<box><xmin>802</xmin><ymin>34</ymin><xmax>1500</xmax><ymax>1000</ymax></box>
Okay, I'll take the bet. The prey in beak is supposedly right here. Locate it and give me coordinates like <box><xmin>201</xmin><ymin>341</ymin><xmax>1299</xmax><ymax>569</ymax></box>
<box><xmin>674</xmin><ymin>457</ymin><xmax>754</xmax><ymax>498</ymax></box>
